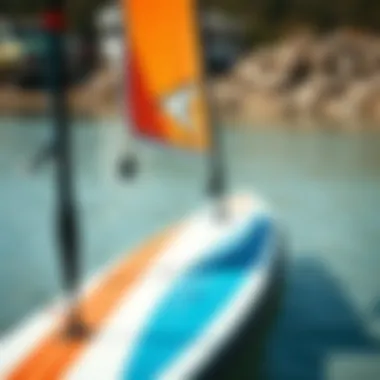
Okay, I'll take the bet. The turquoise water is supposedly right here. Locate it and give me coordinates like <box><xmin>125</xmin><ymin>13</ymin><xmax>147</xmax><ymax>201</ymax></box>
<box><xmin>1</xmin><ymin>117</ymin><xmax>380</xmax><ymax>378</ymax></box>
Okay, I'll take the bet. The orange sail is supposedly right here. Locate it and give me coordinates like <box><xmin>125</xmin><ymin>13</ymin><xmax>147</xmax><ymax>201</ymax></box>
<box><xmin>123</xmin><ymin>0</ymin><xmax>210</xmax><ymax>151</ymax></box>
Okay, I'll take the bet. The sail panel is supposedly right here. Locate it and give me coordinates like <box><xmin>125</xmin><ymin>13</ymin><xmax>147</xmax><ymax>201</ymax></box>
<box><xmin>123</xmin><ymin>0</ymin><xmax>209</xmax><ymax>150</ymax></box>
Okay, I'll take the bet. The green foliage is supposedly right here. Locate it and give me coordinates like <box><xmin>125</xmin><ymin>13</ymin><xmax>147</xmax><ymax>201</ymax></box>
<box><xmin>1</xmin><ymin>0</ymin><xmax>380</xmax><ymax>38</ymax></box>
<box><xmin>202</xmin><ymin>0</ymin><xmax>380</xmax><ymax>42</ymax></box>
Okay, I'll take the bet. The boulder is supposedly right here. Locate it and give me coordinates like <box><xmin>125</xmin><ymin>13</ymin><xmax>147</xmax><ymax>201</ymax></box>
<box><xmin>232</xmin><ymin>49</ymin><xmax>281</xmax><ymax>90</ymax></box>
<box><xmin>209</xmin><ymin>76</ymin><xmax>245</xmax><ymax>114</ymax></box>
<box><xmin>0</xmin><ymin>86</ymin><xmax>47</xmax><ymax>115</ymax></box>
<box><xmin>232</xmin><ymin>33</ymin><xmax>316</xmax><ymax>93</ymax></box>
<box><xmin>314</xmin><ymin>30</ymin><xmax>380</xmax><ymax>81</ymax></box>
<box><xmin>237</xmin><ymin>91</ymin><xmax>286</xmax><ymax>124</ymax></box>
<box><xmin>69</xmin><ymin>65</ymin><xmax>121</xmax><ymax>116</ymax></box>
<box><xmin>287</xmin><ymin>74</ymin><xmax>345</xmax><ymax>116</ymax></box>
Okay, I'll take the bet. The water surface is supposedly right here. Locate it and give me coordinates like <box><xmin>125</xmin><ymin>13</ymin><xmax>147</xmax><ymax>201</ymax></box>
<box><xmin>1</xmin><ymin>117</ymin><xmax>380</xmax><ymax>379</ymax></box>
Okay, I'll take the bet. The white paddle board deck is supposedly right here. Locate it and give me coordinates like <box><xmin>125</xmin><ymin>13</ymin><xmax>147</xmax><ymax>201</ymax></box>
<box><xmin>0</xmin><ymin>193</ymin><xmax>281</xmax><ymax>380</ymax></box>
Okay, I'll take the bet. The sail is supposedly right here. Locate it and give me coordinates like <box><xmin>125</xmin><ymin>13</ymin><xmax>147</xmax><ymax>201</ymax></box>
<box><xmin>123</xmin><ymin>0</ymin><xmax>210</xmax><ymax>150</ymax></box>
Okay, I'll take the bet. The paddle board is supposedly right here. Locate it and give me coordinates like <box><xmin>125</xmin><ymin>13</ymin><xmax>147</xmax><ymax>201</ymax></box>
<box><xmin>0</xmin><ymin>193</ymin><xmax>284</xmax><ymax>379</ymax></box>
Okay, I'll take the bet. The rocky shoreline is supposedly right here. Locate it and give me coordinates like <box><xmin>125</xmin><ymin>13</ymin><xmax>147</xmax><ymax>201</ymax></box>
<box><xmin>0</xmin><ymin>65</ymin><xmax>120</xmax><ymax>119</ymax></box>
<box><xmin>1</xmin><ymin>29</ymin><xmax>380</xmax><ymax>130</ymax></box>
<box><xmin>211</xmin><ymin>29</ymin><xmax>380</xmax><ymax>129</ymax></box>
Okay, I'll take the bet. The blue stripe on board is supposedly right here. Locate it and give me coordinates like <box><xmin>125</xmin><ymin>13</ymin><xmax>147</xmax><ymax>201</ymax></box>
<box><xmin>123</xmin><ymin>215</ymin><xmax>272</xmax><ymax>380</ymax></box>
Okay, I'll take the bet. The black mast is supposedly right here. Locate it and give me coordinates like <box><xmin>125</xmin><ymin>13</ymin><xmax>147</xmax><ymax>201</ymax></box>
<box><xmin>207</xmin><ymin>101</ymin><xmax>226</xmax><ymax>206</ymax></box>
<box><xmin>44</xmin><ymin>0</ymin><xmax>87</xmax><ymax>337</ymax></box>
<box><xmin>197</xmin><ymin>7</ymin><xmax>227</xmax><ymax>218</ymax></box>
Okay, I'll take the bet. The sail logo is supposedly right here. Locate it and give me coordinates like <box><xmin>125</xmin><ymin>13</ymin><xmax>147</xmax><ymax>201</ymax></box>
<box><xmin>161</xmin><ymin>84</ymin><xmax>197</xmax><ymax>129</ymax></box>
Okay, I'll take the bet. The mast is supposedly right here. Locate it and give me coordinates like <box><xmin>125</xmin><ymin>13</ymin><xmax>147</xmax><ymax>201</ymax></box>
<box><xmin>43</xmin><ymin>0</ymin><xmax>87</xmax><ymax>337</ymax></box>
<box><xmin>197</xmin><ymin>6</ymin><xmax>227</xmax><ymax>218</ymax></box>
<box><xmin>207</xmin><ymin>92</ymin><xmax>226</xmax><ymax>206</ymax></box>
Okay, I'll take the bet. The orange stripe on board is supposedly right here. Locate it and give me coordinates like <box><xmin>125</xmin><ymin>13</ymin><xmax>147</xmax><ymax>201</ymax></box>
<box><xmin>7</xmin><ymin>227</ymin><xmax>178</xmax><ymax>380</ymax></box>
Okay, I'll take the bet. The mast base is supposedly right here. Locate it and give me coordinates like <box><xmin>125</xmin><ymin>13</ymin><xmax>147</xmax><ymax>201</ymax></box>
<box><xmin>63</xmin><ymin>315</ymin><xmax>91</xmax><ymax>340</ymax></box>
<box><xmin>207</xmin><ymin>171</ymin><xmax>229</xmax><ymax>220</ymax></box>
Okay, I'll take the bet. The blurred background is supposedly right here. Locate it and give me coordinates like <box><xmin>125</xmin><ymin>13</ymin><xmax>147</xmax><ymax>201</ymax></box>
<box><xmin>1</xmin><ymin>0</ymin><xmax>380</xmax><ymax>124</ymax></box>
<box><xmin>0</xmin><ymin>1</ymin><xmax>380</xmax><ymax>379</ymax></box>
